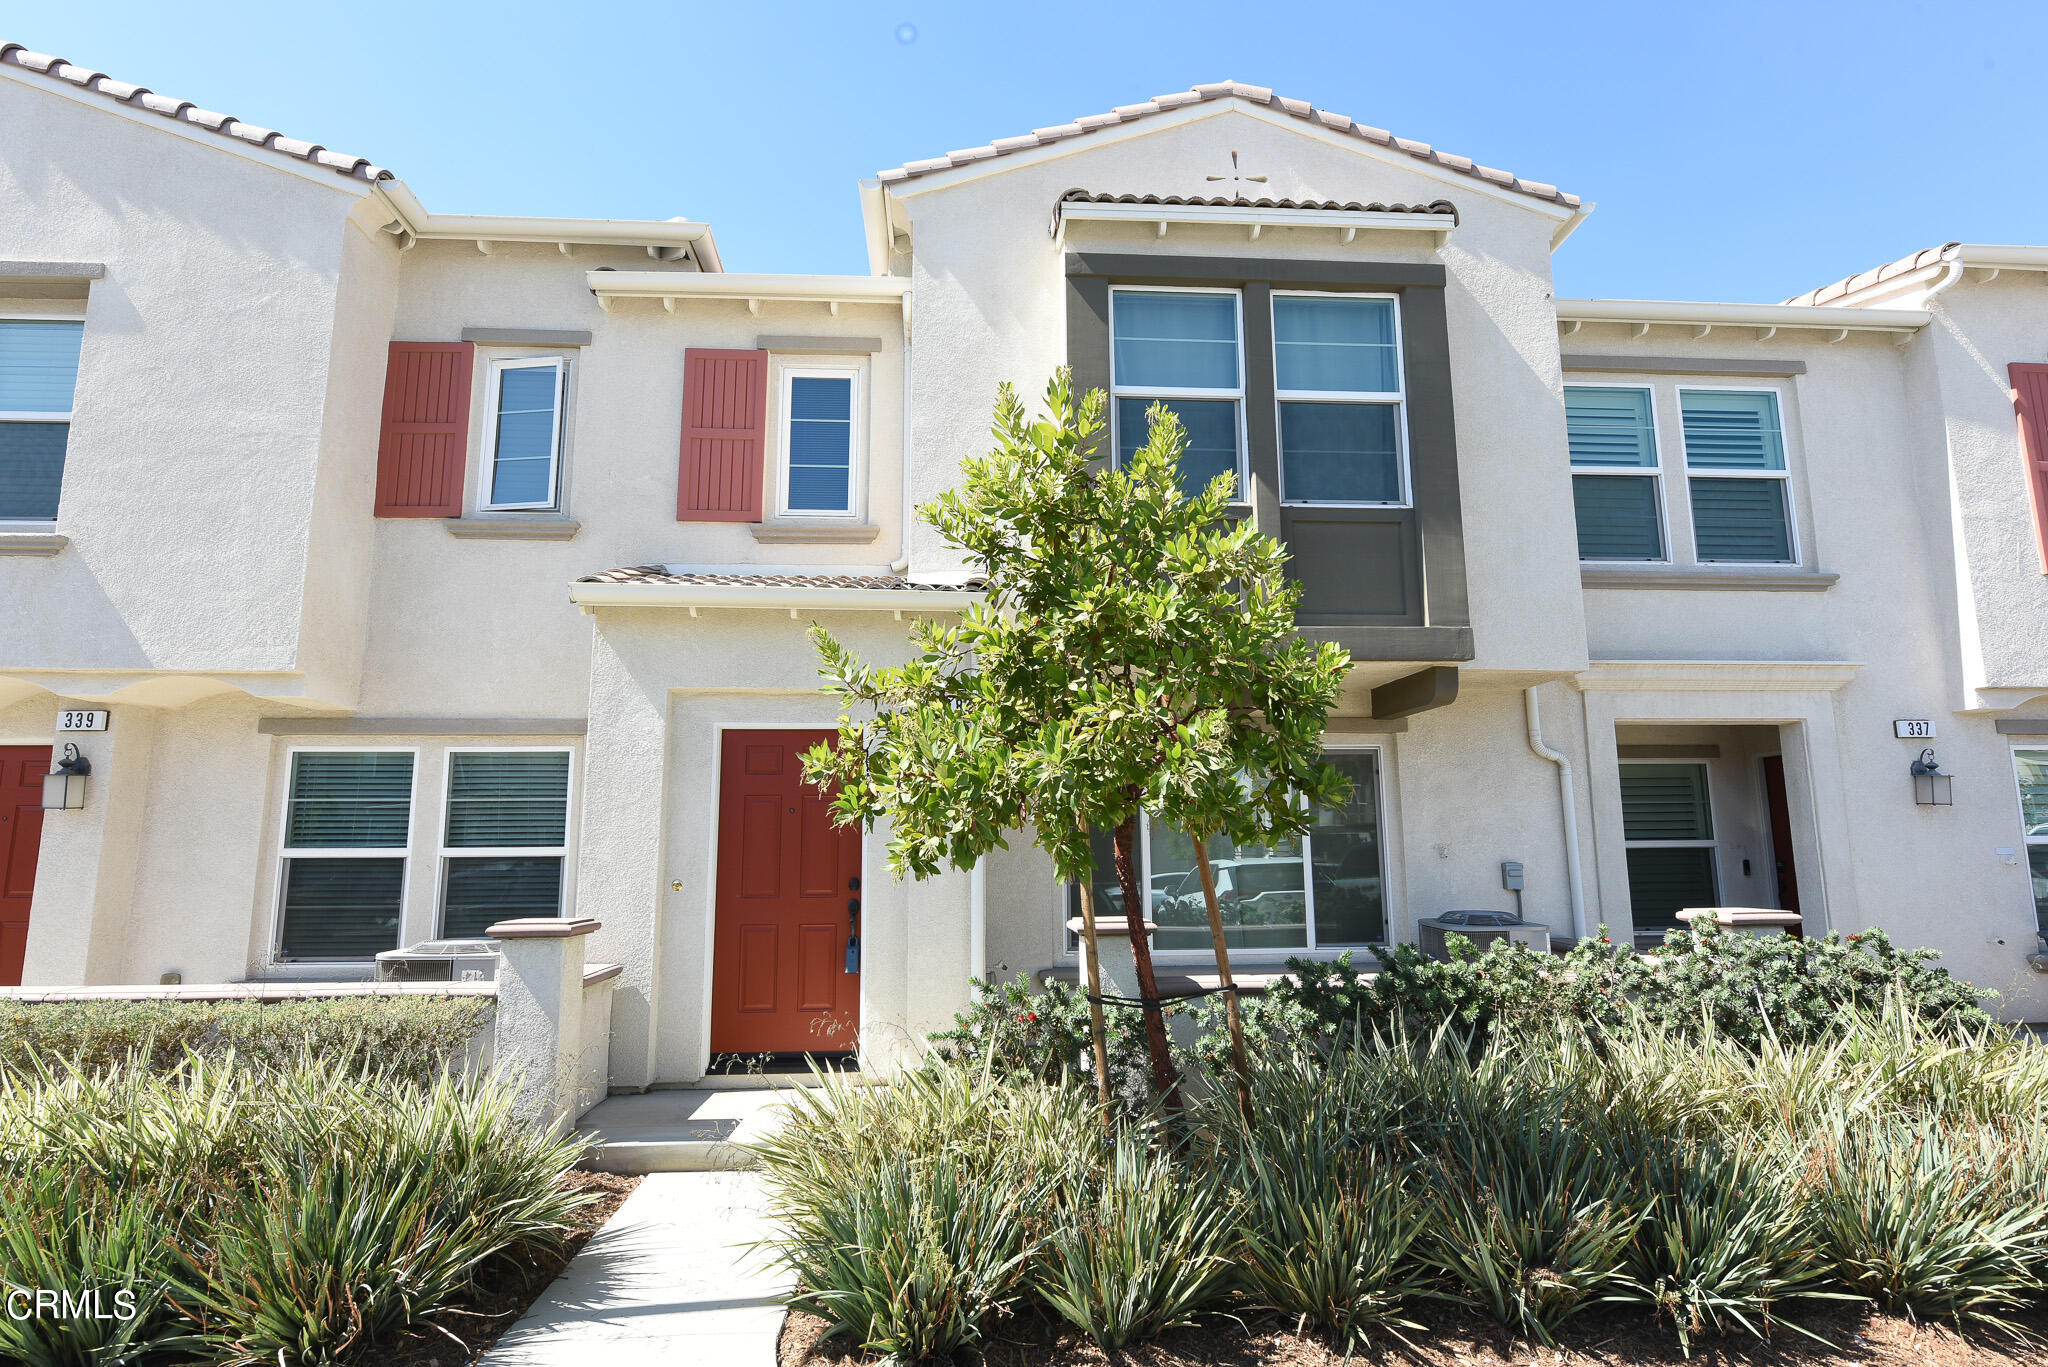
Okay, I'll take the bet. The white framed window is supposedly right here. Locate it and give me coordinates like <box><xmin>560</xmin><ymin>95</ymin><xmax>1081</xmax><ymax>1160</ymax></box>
<box><xmin>776</xmin><ymin>365</ymin><xmax>863</xmax><ymax>518</ymax></box>
<box><xmin>1565</xmin><ymin>383</ymin><xmax>1667</xmax><ymax>562</ymax></box>
<box><xmin>479</xmin><ymin>356</ymin><xmax>566</xmax><ymax>512</ymax></box>
<box><xmin>0</xmin><ymin>317</ymin><xmax>85</xmax><ymax>524</ymax></box>
<box><xmin>1272</xmin><ymin>291</ymin><xmax>1410</xmax><ymax>506</ymax></box>
<box><xmin>273</xmin><ymin>748</ymin><xmax>419</xmax><ymax>963</ymax></box>
<box><xmin>1064</xmin><ymin>749</ymin><xmax>1386</xmax><ymax>956</ymax></box>
<box><xmin>1679</xmin><ymin>387</ymin><xmax>1797</xmax><ymax>564</ymax></box>
<box><xmin>1619</xmin><ymin>760</ymin><xmax>1718</xmax><ymax>944</ymax></box>
<box><xmin>1109</xmin><ymin>286</ymin><xmax>1248</xmax><ymax>501</ymax></box>
<box><xmin>2012</xmin><ymin>748</ymin><xmax>2048</xmax><ymax>935</ymax></box>
<box><xmin>437</xmin><ymin>748</ymin><xmax>573</xmax><ymax>938</ymax></box>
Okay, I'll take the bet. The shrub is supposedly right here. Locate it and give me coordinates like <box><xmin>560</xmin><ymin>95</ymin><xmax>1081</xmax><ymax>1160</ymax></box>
<box><xmin>0</xmin><ymin>996</ymin><xmax>493</xmax><ymax>1083</ymax></box>
<box><xmin>0</xmin><ymin>1054</ymin><xmax>588</xmax><ymax>1366</ymax></box>
<box><xmin>929</xmin><ymin>975</ymin><xmax>1160</xmax><ymax>1111</ymax></box>
<box><xmin>1035</xmin><ymin>1134</ymin><xmax>1237</xmax><ymax>1348</ymax></box>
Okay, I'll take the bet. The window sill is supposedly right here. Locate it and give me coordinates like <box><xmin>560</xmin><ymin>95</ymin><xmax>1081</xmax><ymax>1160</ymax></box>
<box><xmin>749</xmin><ymin>520</ymin><xmax>882</xmax><ymax>544</ymax></box>
<box><xmin>1580</xmin><ymin>566</ymin><xmax>1837</xmax><ymax>593</ymax></box>
<box><xmin>0</xmin><ymin>532</ymin><xmax>68</xmax><ymax>556</ymax></box>
<box><xmin>445</xmin><ymin>518</ymin><xmax>581</xmax><ymax>542</ymax></box>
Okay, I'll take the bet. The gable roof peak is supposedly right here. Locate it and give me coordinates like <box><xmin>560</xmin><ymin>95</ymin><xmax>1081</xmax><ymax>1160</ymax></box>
<box><xmin>878</xmin><ymin>81</ymin><xmax>1581</xmax><ymax>210</ymax></box>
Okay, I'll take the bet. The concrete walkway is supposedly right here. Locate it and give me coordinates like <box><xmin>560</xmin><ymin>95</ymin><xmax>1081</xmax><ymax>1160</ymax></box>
<box><xmin>484</xmin><ymin>1170</ymin><xmax>787</xmax><ymax>1367</ymax></box>
<box><xmin>576</xmin><ymin>1088</ymin><xmax>794</xmax><ymax>1173</ymax></box>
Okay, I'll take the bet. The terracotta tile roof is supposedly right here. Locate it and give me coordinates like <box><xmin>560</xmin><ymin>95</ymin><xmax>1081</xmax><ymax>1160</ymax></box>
<box><xmin>1</xmin><ymin>42</ymin><xmax>392</xmax><ymax>183</ymax></box>
<box><xmin>1784</xmin><ymin>242</ymin><xmax>1959</xmax><ymax>307</ymax></box>
<box><xmin>879</xmin><ymin>82</ymin><xmax>1579</xmax><ymax>209</ymax></box>
<box><xmin>576</xmin><ymin>566</ymin><xmax>980</xmax><ymax>592</ymax></box>
<box><xmin>1060</xmin><ymin>189</ymin><xmax>1457</xmax><ymax>219</ymax></box>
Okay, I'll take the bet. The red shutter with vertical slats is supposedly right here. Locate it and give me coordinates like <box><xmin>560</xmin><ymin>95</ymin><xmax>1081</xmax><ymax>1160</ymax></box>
<box><xmin>677</xmin><ymin>348</ymin><xmax>768</xmax><ymax>522</ymax></box>
<box><xmin>374</xmin><ymin>342</ymin><xmax>474</xmax><ymax>517</ymax></box>
<box><xmin>2012</xmin><ymin>363</ymin><xmax>2048</xmax><ymax>574</ymax></box>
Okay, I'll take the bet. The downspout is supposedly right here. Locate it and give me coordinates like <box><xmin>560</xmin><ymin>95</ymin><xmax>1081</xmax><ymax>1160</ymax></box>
<box><xmin>969</xmin><ymin>859</ymin><xmax>987</xmax><ymax>980</ymax></box>
<box><xmin>1524</xmin><ymin>685</ymin><xmax>1586</xmax><ymax>941</ymax></box>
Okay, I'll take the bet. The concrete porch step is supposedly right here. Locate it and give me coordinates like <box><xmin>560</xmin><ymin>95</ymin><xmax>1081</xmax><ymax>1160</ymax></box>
<box><xmin>577</xmin><ymin>1088</ymin><xmax>797</xmax><ymax>1174</ymax></box>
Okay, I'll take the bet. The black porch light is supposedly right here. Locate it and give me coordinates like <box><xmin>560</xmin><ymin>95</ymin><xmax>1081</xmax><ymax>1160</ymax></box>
<box><xmin>1909</xmin><ymin>747</ymin><xmax>1954</xmax><ymax>807</ymax></box>
<box><xmin>41</xmin><ymin>743</ymin><xmax>90</xmax><ymax>811</ymax></box>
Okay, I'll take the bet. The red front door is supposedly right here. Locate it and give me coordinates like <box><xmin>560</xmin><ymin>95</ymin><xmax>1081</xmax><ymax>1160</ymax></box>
<box><xmin>0</xmin><ymin>747</ymin><xmax>49</xmax><ymax>986</ymax></box>
<box><xmin>1761</xmin><ymin>754</ymin><xmax>1801</xmax><ymax>917</ymax></box>
<box><xmin>710</xmin><ymin>730</ymin><xmax>861</xmax><ymax>1056</ymax></box>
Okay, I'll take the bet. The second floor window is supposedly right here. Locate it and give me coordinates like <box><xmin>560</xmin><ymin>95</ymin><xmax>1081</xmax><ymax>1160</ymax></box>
<box><xmin>481</xmin><ymin>357</ymin><xmax>566</xmax><ymax>511</ymax></box>
<box><xmin>0</xmin><ymin>318</ymin><xmax>84</xmax><ymax>523</ymax></box>
<box><xmin>1567</xmin><ymin>383</ymin><xmax>1798</xmax><ymax>565</ymax></box>
<box><xmin>1111</xmin><ymin>288</ymin><xmax>1245</xmax><ymax>499</ymax></box>
<box><xmin>1274</xmin><ymin>293</ymin><xmax>1406</xmax><ymax>505</ymax></box>
<box><xmin>780</xmin><ymin>367</ymin><xmax>861</xmax><ymax>517</ymax></box>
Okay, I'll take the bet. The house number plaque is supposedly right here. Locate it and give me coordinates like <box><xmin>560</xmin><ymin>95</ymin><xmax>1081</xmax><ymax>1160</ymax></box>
<box><xmin>57</xmin><ymin>709</ymin><xmax>109</xmax><ymax>732</ymax></box>
<box><xmin>1893</xmin><ymin>719</ymin><xmax>1935</xmax><ymax>739</ymax></box>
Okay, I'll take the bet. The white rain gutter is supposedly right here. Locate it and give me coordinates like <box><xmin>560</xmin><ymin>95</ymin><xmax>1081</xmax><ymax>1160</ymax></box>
<box><xmin>969</xmin><ymin>859</ymin><xmax>987</xmax><ymax>979</ymax></box>
<box><xmin>1554</xmin><ymin>297</ymin><xmax>1929</xmax><ymax>337</ymax></box>
<box><xmin>567</xmin><ymin>581</ymin><xmax>980</xmax><ymax>614</ymax></box>
<box><xmin>585</xmin><ymin>271</ymin><xmax>910</xmax><ymax>314</ymax></box>
<box><xmin>374</xmin><ymin>181</ymin><xmax>720</xmax><ymax>266</ymax></box>
<box><xmin>1524</xmin><ymin>685</ymin><xmax>1586</xmax><ymax>942</ymax></box>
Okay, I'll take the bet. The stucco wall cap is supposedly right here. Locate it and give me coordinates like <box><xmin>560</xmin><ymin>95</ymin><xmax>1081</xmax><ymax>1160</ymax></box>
<box><xmin>489</xmin><ymin>917</ymin><xmax>602</xmax><ymax>940</ymax></box>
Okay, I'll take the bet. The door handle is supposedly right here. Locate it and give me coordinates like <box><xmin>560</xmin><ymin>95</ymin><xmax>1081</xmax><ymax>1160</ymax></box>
<box><xmin>847</xmin><ymin>898</ymin><xmax>860</xmax><ymax>920</ymax></box>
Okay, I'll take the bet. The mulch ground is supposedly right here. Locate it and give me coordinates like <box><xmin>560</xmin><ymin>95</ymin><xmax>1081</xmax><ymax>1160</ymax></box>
<box><xmin>382</xmin><ymin>1169</ymin><xmax>641</xmax><ymax>1366</ymax></box>
<box><xmin>782</xmin><ymin>1301</ymin><xmax>2048</xmax><ymax>1367</ymax></box>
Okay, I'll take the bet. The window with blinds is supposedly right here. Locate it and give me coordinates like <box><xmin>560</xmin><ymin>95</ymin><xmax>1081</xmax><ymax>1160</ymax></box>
<box><xmin>2015</xmin><ymin>749</ymin><xmax>2048</xmax><ymax>936</ymax></box>
<box><xmin>1273</xmin><ymin>294</ymin><xmax>1407</xmax><ymax>505</ymax></box>
<box><xmin>1111</xmin><ymin>288</ymin><xmax>1246</xmax><ymax>499</ymax></box>
<box><xmin>0</xmin><ymin>319</ymin><xmax>85</xmax><ymax>522</ymax></box>
<box><xmin>440</xmin><ymin>749</ymin><xmax>571</xmax><ymax>937</ymax></box>
<box><xmin>1619</xmin><ymin>761</ymin><xmax>1717</xmax><ymax>942</ymax></box>
<box><xmin>1566</xmin><ymin>385</ymin><xmax>1663</xmax><ymax>561</ymax></box>
<box><xmin>1681</xmin><ymin>390</ymin><xmax>1794</xmax><ymax>562</ymax></box>
<box><xmin>276</xmin><ymin>751</ymin><xmax>414</xmax><ymax>961</ymax></box>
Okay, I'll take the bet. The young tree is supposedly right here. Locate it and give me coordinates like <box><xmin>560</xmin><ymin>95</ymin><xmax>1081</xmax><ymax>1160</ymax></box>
<box><xmin>802</xmin><ymin>371</ymin><xmax>1351</xmax><ymax>1104</ymax></box>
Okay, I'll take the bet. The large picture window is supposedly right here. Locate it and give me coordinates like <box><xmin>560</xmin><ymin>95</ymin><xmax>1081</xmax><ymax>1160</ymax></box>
<box><xmin>0</xmin><ymin>318</ymin><xmax>84</xmax><ymax>522</ymax></box>
<box><xmin>1065</xmin><ymin>751</ymin><xmax>1385</xmax><ymax>954</ymax></box>
<box><xmin>1110</xmin><ymin>288</ymin><xmax>1245</xmax><ymax>499</ymax></box>
<box><xmin>1273</xmin><ymin>293</ymin><xmax>1407</xmax><ymax>505</ymax></box>
<box><xmin>2014</xmin><ymin>749</ymin><xmax>2048</xmax><ymax>935</ymax></box>
<box><xmin>276</xmin><ymin>750</ymin><xmax>416</xmax><ymax>962</ymax></box>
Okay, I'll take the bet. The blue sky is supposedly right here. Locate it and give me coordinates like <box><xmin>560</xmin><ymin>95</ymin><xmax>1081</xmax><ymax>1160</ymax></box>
<box><xmin>13</xmin><ymin>1</ymin><xmax>2046</xmax><ymax>301</ymax></box>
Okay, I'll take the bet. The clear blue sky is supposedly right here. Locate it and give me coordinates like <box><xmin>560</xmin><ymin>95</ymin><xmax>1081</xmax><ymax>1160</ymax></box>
<box><xmin>13</xmin><ymin>1</ymin><xmax>2047</xmax><ymax>301</ymax></box>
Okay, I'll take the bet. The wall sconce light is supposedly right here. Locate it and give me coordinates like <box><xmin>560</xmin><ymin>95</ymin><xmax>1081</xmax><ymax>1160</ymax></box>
<box><xmin>1910</xmin><ymin>747</ymin><xmax>1954</xmax><ymax>806</ymax></box>
<box><xmin>41</xmin><ymin>743</ymin><xmax>90</xmax><ymax>811</ymax></box>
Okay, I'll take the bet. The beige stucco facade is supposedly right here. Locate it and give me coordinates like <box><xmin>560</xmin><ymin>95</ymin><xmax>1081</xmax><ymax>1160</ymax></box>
<box><xmin>5</xmin><ymin>57</ymin><xmax>2048</xmax><ymax>1088</ymax></box>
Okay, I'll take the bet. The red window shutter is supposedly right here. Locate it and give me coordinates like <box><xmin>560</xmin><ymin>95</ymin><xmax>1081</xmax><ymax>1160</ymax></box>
<box><xmin>374</xmin><ymin>342</ymin><xmax>474</xmax><ymax>517</ymax></box>
<box><xmin>678</xmin><ymin>348</ymin><xmax>768</xmax><ymax>522</ymax></box>
<box><xmin>2012</xmin><ymin>363</ymin><xmax>2048</xmax><ymax>573</ymax></box>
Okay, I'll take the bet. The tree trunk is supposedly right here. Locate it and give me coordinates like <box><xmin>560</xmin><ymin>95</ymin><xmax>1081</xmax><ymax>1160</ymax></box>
<box><xmin>1074</xmin><ymin>852</ymin><xmax>1112</xmax><ymax>1109</ymax></box>
<box><xmin>1112</xmin><ymin>816</ymin><xmax>1180</xmax><ymax>1105</ymax></box>
<box><xmin>1193</xmin><ymin>841</ymin><xmax>1253</xmax><ymax>1121</ymax></box>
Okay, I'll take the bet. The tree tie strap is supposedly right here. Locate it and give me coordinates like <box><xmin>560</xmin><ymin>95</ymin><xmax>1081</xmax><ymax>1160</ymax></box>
<box><xmin>1085</xmin><ymin>983</ymin><xmax>1240</xmax><ymax>1010</ymax></box>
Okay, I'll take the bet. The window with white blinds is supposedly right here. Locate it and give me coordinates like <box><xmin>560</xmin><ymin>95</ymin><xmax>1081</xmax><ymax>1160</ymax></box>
<box><xmin>1619</xmin><ymin>761</ymin><xmax>1718</xmax><ymax>943</ymax></box>
<box><xmin>440</xmin><ymin>749</ymin><xmax>571</xmax><ymax>937</ymax></box>
<box><xmin>0</xmin><ymin>318</ymin><xmax>84</xmax><ymax>522</ymax></box>
<box><xmin>276</xmin><ymin>750</ymin><xmax>415</xmax><ymax>961</ymax></box>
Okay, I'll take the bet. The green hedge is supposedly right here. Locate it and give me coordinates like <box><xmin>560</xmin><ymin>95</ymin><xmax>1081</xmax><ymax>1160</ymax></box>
<box><xmin>0</xmin><ymin>995</ymin><xmax>494</xmax><ymax>1084</ymax></box>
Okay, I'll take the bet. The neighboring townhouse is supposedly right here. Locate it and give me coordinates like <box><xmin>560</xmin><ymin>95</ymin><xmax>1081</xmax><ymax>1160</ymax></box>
<box><xmin>3</xmin><ymin>46</ymin><xmax>2046</xmax><ymax>1089</ymax></box>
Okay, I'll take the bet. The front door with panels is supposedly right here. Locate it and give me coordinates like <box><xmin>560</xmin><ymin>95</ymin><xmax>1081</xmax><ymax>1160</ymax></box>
<box><xmin>0</xmin><ymin>747</ymin><xmax>50</xmax><ymax>986</ymax></box>
<box><xmin>710</xmin><ymin>729</ymin><xmax>861</xmax><ymax>1056</ymax></box>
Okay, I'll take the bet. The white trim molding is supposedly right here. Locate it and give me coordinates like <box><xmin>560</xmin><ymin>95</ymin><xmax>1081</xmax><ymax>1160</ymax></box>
<box><xmin>1555</xmin><ymin>298</ymin><xmax>1928</xmax><ymax>340</ymax></box>
<box><xmin>1576</xmin><ymin>660</ymin><xmax>1863</xmax><ymax>694</ymax></box>
<box><xmin>568</xmin><ymin>581</ymin><xmax>982</xmax><ymax>614</ymax></box>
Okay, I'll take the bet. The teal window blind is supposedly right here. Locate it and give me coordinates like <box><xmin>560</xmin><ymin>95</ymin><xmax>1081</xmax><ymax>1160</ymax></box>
<box><xmin>1111</xmin><ymin>291</ymin><xmax>1239</xmax><ymax>389</ymax></box>
<box><xmin>1681</xmin><ymin>391</ymin><xmax>1784</xmax><ymax>470</ymax></box>
<box><xmin>1572</xmin><ymin>475</ymin><xmax>1663</xmax><ymax>560</ymax></box>
<box><xmin>1691</xmin><ymin>477</ymin><xmax>1792</xmax><ymax>562</ymax></box>
<box><xmin>786</xmin><ymin>375</ymin><xmax>855</xmax><ymax>513</ymax></box>
<box><xmin>1625</xmin><ymin>847</ymin><xmax>1718</xmax><ymax>936</ymax></box>
<box><xmin>1273</xmin><ymin>296</ymin><xmax>1398</xmax><ymax>393</ymax></box>
<box><xmin>445</xmin><ymin>750</ymin><xmax>570</xmax><ymax>848</ymax></box>
<box><xmin>0</xmin><ymin>321</ymin><xmax>84</xmax><ymax>522</ymax></box>
<box><xmin>285</xmin><ymin>752</ymin><xmax>414</xmax><ymax>848</ymax></box>
<box><xmin>1620</xmin><ymin>763</ymin><xmax>1713</xmax><ymax>841</ymax></box>
<box><xmin>1279</xmin><ymin>402</ymin><xmax>1400</xmax><ymax>502</ymax></box>
<box><xmin>278</xmin><ymin>858</ymin><xmax>404</xmax><ymax>960</ymax></box>
<box><xmin>1566</xmin><ymin>387</ymin><xmax>1656</xmax><ymax>467</ymax></box>
<box><xmin>1115</xmin><ymin>397</ymin><xmax>1240</xmax><ymax>499</ymax></box>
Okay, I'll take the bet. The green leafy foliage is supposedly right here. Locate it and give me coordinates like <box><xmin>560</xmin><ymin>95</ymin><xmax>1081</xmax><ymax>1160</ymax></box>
<box><xmin>0</xmin><ymin>1053</ymin><xmax>588</xmax><ymax>1366</ymax></box>
<box><xmin>0</xmin><ymin>995</ymin><xmax>493</xmax><ymax>1083</ymax></box>
<box><xmin>928</xmin><ymin>976</ymin><xmax>1157</xmax><ymax>1109</ymax></box>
